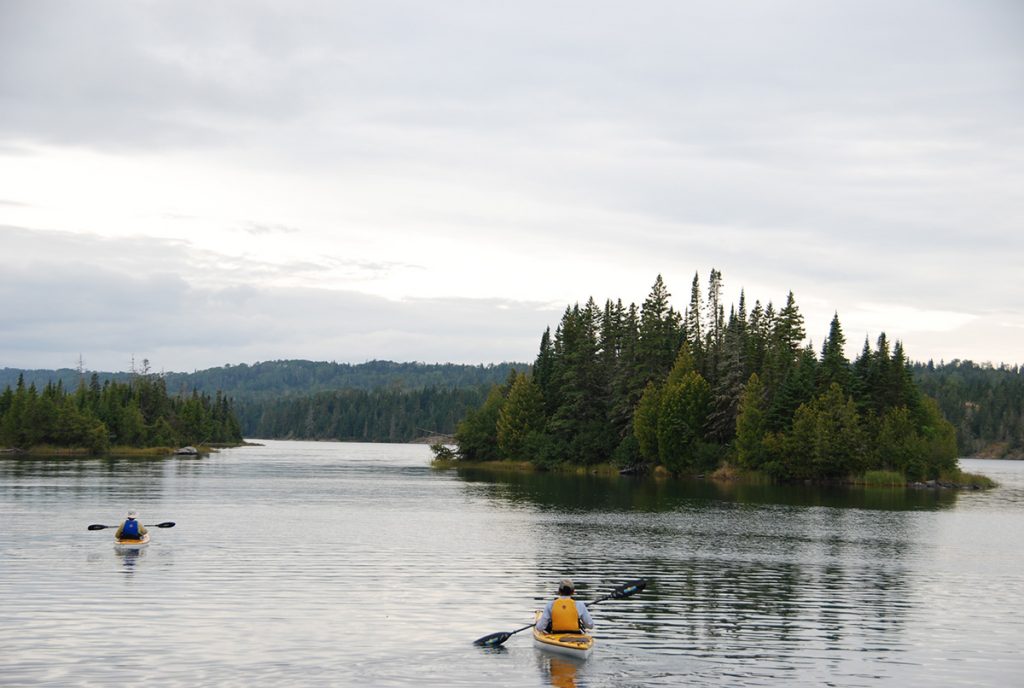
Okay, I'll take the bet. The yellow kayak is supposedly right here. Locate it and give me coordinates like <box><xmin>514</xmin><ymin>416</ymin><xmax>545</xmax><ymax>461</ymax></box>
<box><xmin>114</xmin><ymin>533</ymin><xmax>150</xmax><ymax>547</ymax></box>
<box><xmin>532</xmin><ymin>610</ymin><xmax>594</xmax><ymax>658</ymax></box>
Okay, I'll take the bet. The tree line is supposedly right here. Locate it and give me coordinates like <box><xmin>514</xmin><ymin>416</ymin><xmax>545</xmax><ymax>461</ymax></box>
<box><xmin>3</xmin><ymin>347</ymin><xmax>1017</xmax><ymax>455</ymax></box>
<box><xmin>235</xmin><ymin>386</ymin><xmax>491</xmax><ymax>442</ymax></box>
<box><xmin>451</xmin><ymin>272</ymin><xmax>961</xmax><ymax>482</ymax></box>
<box><xmin>913</xmin><ymin>360</ymin><xmax>1024</xmax><ymax>458</ymax></box>
<box><xmin>0</xmin><ymin>371</ymin><xmax>243</xmax><ymax>453</ymax></box>
<box><xmin>1</xmin><ymin>360</ymin><xmax>520</xmax><ymax>403</ymax></box>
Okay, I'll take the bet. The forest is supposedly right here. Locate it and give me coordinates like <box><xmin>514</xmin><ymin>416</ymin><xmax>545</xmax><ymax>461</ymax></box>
<box><xmin>0</xmin><ymin>360</ymin><xmax>520</xmax><ymax>402</ymax></box>
<box><xmin>236</xmin><ymin>386</ymin><xmax>492</xmax><ymax>442</ymax></box>
<box><xmin>1</xmin><ymin>341</ymin><xmax>1020</xmax><ymax>455</ymax></box>
<box><xmin>0</xmin><ymin>371</ymin><xmax>242</xmax><ymax>453</ymax></box>
<box><xmin>913</xmin><ymin>360</ymin><xmax>1024</xmax><ymax>458</ymax></box>
<box><xmin>0</xmin><ymin>361</ymin><xmax>518</xmax><ymax>444</ymax></box>
<box><xmin>450</xmin><ymin>272</ymin><xmax>967</xmax><ymax>482</ymax></box>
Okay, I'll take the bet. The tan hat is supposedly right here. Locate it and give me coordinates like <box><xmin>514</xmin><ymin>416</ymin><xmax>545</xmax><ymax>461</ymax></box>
<box><xmin>127</xmin><ymin>510</ymin><xmax>138</xmax><ymax>519</ymax></box>
<box><xmin>558</xmin><ymin>578</ymin><xmax>575</xmax><ymax>594</ymax></box>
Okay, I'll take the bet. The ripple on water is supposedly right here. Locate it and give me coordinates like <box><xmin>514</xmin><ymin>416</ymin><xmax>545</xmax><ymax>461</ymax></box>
<box><xmin>1</xmin><ymin>444</ymin><xmax>1023</xmax><ymax>686</ymax></box>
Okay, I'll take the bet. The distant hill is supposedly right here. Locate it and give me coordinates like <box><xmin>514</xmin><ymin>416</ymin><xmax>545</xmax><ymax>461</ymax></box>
<box><xmin>912</xmin><ymin>360</ymin><xmax>1024</xmax><ymax>458</ymax></box>
<box><xmin>0</xmin><ymin>359</ymin><xmax>528</xmax><ymax>401</ymax></box>
<box><xmin>0</xmin><ymin>360</ymin><xmax>529</xmax><ymax>443</ymax></box>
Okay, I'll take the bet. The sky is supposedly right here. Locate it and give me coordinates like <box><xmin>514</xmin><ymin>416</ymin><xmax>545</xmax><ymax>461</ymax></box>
<box><xmin>1</xmin><ymin>0</ymin><xmax>1022</xmax><ymax>373</ymax></box>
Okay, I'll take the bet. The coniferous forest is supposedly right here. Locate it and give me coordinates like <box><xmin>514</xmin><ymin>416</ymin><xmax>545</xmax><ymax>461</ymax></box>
<box><xmin>1</xmin><ymin>315</ymin><xmax>1020</xmax><ymax>458</ymax></box>
<box><xmin>451</xmin><ymin>273</ymin><xmax>965</xmax><ymax>482</ymax></box>
<box><xmin>0</xmin><ymin>369</ymin><xmax>242</xmax><ymax>453</ymax></box>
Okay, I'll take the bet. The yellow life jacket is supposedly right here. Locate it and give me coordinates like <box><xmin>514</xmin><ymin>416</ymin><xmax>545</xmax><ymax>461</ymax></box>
<box><xmin>549</xmin><ymin>597</ymin><xmax>580</xmax><ymax>633</ymax></box>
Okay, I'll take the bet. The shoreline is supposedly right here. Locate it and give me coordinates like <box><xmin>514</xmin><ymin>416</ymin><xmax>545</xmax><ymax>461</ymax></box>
<box><xmin>430</xmin><ymin>458</ymin><xmax>997</xmax><ymax>490</ymax></box>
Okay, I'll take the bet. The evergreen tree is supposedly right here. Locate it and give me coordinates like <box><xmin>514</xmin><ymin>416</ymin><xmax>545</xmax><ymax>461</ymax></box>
<box><xmin>818</xmin><ymin>313</ymin><xmax>852</xmax><ymax>395</ymax></box>
<box><xmin>638</xmin><ymin>275</ymin><xmax>682</xmax><ymax>386</ymax></box>
<box><xmin>703</xmin><ymin>268</ymin><xmax>725</xmax><ymax>385</ymax></box>
<box><xmin>633</xmin><ymin>382</ymin><xmax>662</xmax><ymax>462</ymax></box>
<box><xmin>455</xmin><ymin>385</ymin><xmax>506</xmax><ymax>461</ymax></box>
<box><xmin>496</xmin><ymin>373</ymin><xmax>545</xmax><ymax>459</ymax></box>
<box><xmin>534</xmin><ymin>327</ymin><xmax>557</xmax><ymax>416</ymax></box>
<box><xmin>684</xmin><ymin>272</ymin><xmax>704</xmax><ymax>371</ymax></box>
<box><xmin>784</xmin><ymin>383</ymin><xmax>866</xmax><ymax>480</ymax></box>
<box><xmin>657</xmin><ymin>370</ymin><xmax>711</xmax><ymax>474</ymax></box>
<box><xmin>708</xmin><ymin>305</ymin><xmax>749</xmax><ymax>443</ymax></box>
<box><xmin>735</xmin><ymin>373</ymin><xmax>768</xmax><ymax>469</ymax></box>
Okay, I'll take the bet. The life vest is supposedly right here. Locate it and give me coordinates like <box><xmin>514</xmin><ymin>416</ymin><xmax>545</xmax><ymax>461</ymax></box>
<box><xmin>549</xmin><ymin>597</ymin><xmax>580</xmax><ymax>633</ymax></box>
<box><xmin>121</xmin><ymin>519</ymin><xmax>140</xmax><ymax>538</ymax></box>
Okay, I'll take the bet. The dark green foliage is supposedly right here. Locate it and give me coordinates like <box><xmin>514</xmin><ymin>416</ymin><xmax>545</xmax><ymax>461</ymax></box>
<box><xmin>781</xmin><ymin>383</ymin><xmax>868</xmax><ymax>480</ymax></box>
<box><xmin>735</xmin><ymin>373</ymin><xmax>768</xmax><ymax>470</ymax></box>
<box><xmin>818</xmin><ymin>313</ymin><xmax>851</xmax><ymax>395</ymax></box>
<box><xmin>638</xmin><ymin>275</ymin><xmax>683</xmax><ymax>386</ymax></box>
<box><xmin>2</xmin><ymin>360</ymin><xmax>523</xmax><ymax>446</ymax></box>
<box><xmin>447</xmin><ymin>272</ymin><xmax>964</xmax><ymax>483</ymax></box>
<box><xmin>237</xmin><ymin>385</ymin><xmax>487</xmax><ymax>443</ymax></box>
<box><xmin>497</xmin><ymin>373</ymin><xmax>545</xmax><ymax>459</ymax></box>
<box><xmin>454</xmin><ymin>385</ymin><xmax>507</xmax><ymax>461</ymax></box>
<box><xmin>633</xmin><ymin>382</ymin><xmax>663</xmax><ymax>462</ymax></box>
<box><xmin>0</xmin><ymin>360</ymin><xmax>522</xmax><ymax>404</ymax></box>
<box><xmin>657</xmin><ymin>371</ymin><xmax>711</xmax><ymax>474</ymax></box>
<box><xmin>912</xmin><ymin>359</ymin><xmax>1024</xmax><ymax>456</ymax></box>
<box><xmin>0</xmin><ymin>373</ymin><xmax>243</xmax><ymax>452</ymax></box>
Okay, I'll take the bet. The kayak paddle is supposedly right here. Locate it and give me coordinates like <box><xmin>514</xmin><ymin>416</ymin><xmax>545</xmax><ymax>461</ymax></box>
<box><xmin>473</xmin><ymin>578</ymin><xmax>647</xmax><ymax>647</ymax></box>
<box><xmin>88</xmin><ymin>521</ymin><xmax>176</xmax><ymax>530</ymax></box>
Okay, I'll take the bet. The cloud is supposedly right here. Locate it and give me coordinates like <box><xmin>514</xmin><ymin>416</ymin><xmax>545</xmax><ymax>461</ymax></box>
<box><xmin>0</xmin><ymin>225</ymin><xmax>555</xmax><ymax>371</ymax></box>
<box><xmin>0</xmin><ymin>2</ymin><xmax>1021</xmax><ymax>368</ymax></box>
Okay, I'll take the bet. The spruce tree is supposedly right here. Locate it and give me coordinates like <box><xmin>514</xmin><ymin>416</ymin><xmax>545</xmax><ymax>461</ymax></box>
<box><xmin>818</xmin><ymin>313</ymin><xmax>852</xmax><ymax>395</ymax></box>
<box><xmin>735</xmin><ymin>373</ymin><xmax>768</xmax><ymax>469</ymax></box>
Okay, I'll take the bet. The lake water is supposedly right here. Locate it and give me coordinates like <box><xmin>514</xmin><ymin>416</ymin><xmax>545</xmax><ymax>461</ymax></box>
<box><xmin>1</xmin><ymin>441</ymin><xmax>1023</xmax><ymax>687</ymax></box>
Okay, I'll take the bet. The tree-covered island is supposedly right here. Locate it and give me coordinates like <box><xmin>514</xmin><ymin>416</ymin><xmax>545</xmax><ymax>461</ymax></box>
<box><xmin>0</xmin><ymin>364</ymin><xmax>243</xmax><ymax>454</ymax></box>
<box><xmin>442</xmin><ymin>272</ymin><xmax>993</xmax><ymax>488</ymax></box>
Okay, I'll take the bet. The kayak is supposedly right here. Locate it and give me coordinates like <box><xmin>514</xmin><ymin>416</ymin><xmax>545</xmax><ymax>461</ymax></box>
<box><xmin>114</xmin><ymin>533</ymin><xmax>150</xmax><ymax>548</ymax></box>
<box><xmin>532</xmin><ymin>611</ymin><xmax>594</xmax><ymax>658</ymax></box>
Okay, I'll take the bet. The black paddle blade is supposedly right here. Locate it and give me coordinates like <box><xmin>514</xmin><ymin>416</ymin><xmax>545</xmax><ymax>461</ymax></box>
<box><xmin>150</xmin><ymin>522</ymin><xmax>176</xmax><ymax>528</ymax></box>
<box><xmin>610</xmin><ymin>578</ymin><xmax>646</xmax><ymax>599</ymax></box>
<box><xmin>87</xmin><ymin>524</ymin><xmax>109</xmax><ymax>530</ymax></box>
<box><xmin>473</xmin><ymin>632</ymin><xmax>512</xmax><ymax>647</ymax></box>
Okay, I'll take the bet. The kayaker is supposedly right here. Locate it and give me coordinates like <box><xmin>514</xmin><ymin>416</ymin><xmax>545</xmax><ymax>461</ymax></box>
<box><xmin>114</xmin><ymin>510</ymin><xmax>148</xmax><ymax>540</ymax></box>
<box><xmin>536</xmin><ymin>578</ymin><xmax>594</xmax><ymax>634</ymax></box>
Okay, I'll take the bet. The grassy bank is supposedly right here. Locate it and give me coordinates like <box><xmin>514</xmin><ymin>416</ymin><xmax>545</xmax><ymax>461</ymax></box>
<box><xmin>430</xmin><ymin>457</ymin><xmax>622</xmax><ymax>476</ymax></box>
<box><xmin>433</xmin><ymin>456</ymin><xmax>998</xmax><ymax>490</ymax></box>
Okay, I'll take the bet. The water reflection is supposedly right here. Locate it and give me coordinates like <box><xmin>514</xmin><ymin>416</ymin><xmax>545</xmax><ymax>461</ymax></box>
<box><xmin>537</xmin><ymin>654</ymin><xmax>583</xmax><ymax>688</ymax></box>
<box><xmin>0</xmin><ymin>444</ymin><xmax>1020</xmax><ymax>687</ymax></box>
<box><xmin>114</xmin><ymin>545</ymin><xmax>146</xmax><ymax>572</ymax></box>
<box><xmin>453</xmin><ymin>466</ymin><xmax>959</xmax><ymax>512</ymax></box>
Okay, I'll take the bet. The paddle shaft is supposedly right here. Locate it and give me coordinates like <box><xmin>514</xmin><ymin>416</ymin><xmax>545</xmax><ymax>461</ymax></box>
<box><xmin>87</xmin><ymin>521</ymin><xmax>175</xmax><ymax>530</ymax></box>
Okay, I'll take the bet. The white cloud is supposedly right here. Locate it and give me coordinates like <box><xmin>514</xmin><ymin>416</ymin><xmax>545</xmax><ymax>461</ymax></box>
<box><xmin>0</xmin><ymin>1</ymin><xmax>1022</xmax><ymax>369</ymax></box>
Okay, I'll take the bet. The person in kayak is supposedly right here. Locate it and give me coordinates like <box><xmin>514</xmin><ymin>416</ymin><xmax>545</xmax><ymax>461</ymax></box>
<box><xmin>536</xmin><ymin>578</ymin><xmax>594</xmax><ymax>634</ymax></box>
<box><xmin>114</xmin><ymin>510</ymin><xmax>148</xmax><ymax>540</ymax></box>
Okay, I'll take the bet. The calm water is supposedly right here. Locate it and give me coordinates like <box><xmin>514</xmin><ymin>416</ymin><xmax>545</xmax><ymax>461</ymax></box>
<box><xmin>1</xmin><ymin>441</ymin><xmax>1023</xmax><ymax>687</ymax></box>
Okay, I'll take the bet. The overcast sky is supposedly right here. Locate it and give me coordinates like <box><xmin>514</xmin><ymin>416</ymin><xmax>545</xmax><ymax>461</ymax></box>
<box><xmin>1</xmin><ymin>0</ymin><xmax>1022</xmax><ymax>373</ymax></box>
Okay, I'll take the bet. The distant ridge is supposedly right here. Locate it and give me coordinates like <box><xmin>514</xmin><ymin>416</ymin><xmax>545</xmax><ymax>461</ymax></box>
<box><xmin>0</xmin><ymin>359</ymin><xmax>529</xmax><ymax>401</ymax></box>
